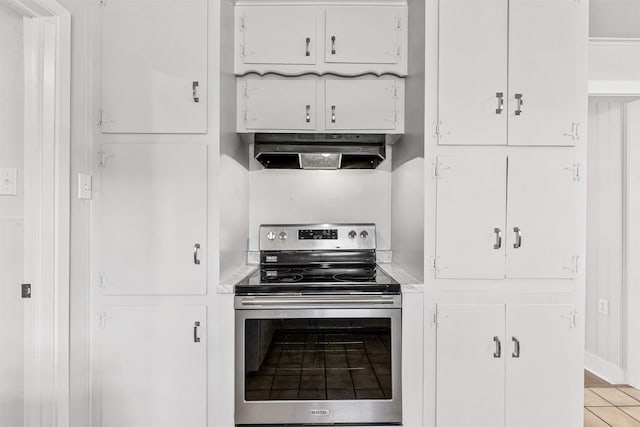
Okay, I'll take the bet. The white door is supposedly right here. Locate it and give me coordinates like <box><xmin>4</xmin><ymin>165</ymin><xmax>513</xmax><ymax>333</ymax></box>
<box><xmin>505</xmin><ymin>304</ymin><xmax>581</xmax><ymax>427</ymax></box>
<box><xmin>506</xmin><ymin>153</ymin><xmax>581</xmax><ymax>279</ymax></box>
<box><xmin>324</xmin><ymin>7</ymin><xmax>403</xmax><ymax>64</ymax></box>
<box><xmin>436</xmin><ymin>304</ymin><xmax>505</xmax><ymax>427</ymax></box>
<box><xmin>325</xmin><ymin>79</ymin><xmax>398</xmax><ymax>131</ymax></box>
<box><xmin>435</xmin><ymin>155</ymin><xmax>506</xmax><ymax>279</ymax></box>
<box><xmin>243</xmin><ymin>79</ymin><xmax>317</xmax><ymax>131</ymax></box>
<box><xmin>101</xmin><ymin>0</ymin><xmax>207</xmax><ymax>133</ymax></box>
<box><xmin>100</xmin><ymin>143</ymin><xmax>207</xmax><ymax>295</ymax></box>
<box><xmin>438</xmin><ymin>0</ymin><xmax>508</xmax><ymax>146</ymax></box>
<box><xmin>239</xmin><ymin>6</ymin><xmax>317</xmax><ymax>65</ymax></box>
<box><xmin>99</xmin><ymin>305</ymin><xmax>206</xmax><ymax>427</ymax></box>
<box><xmin>508</xmin><ymin>0</ymin><xmax>584</xmax><ymax>146</ymax></box>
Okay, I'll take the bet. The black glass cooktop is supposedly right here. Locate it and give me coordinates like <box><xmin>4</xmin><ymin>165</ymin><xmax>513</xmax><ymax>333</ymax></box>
<box><xmin>235</xmin><ymin>265</ymin><xmax>400</xmax><ymax>295</ymax></box>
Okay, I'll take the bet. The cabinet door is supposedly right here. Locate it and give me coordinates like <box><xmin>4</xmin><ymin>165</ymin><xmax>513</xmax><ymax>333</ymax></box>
<box><xmin>100</xmin><ymin>143</ymin><xmax>207</xmax><ymax>295</ymax></box>
<box><xmin>242</xmin><ymin>79</ymin><xmax>317</xmax><ymax>131</ymax></box>
<box><xmin>101</xmin><ymin>0</ymin><xmax>207</xmax><ymax>133</ymax></box>
<box><xmin>508</xmin><ymin>0</ymin><xmax>585</xmax><ymax>146</ymax></box>
<box><xmin>325</xmin><ymin>79</ymin><xmax>399</xmax><ymax>131</ymax></box>
<box><xmin>435</xmin><ymin>156</ymin><xmax>506</xmax><ymax>279</ymax></box>
<box><xmin>438</xmin><ymin>0</ymin><xmax>508</xmax><ymax>146</ymax></box>
<box><xmin>436</xmin><ymin>304</ymin><xmax>505</xmax><ymax>427</ymax></box>
<box><xmin>506</xmin><ymin>305</ymin><xmax>581</xmax><ymax>427</ymax></box>
<box><xmin>506</xmin><ymin>153</ymin><xmax>581</xmax><ymax>279</ymax></box>
<box><xmin>325</xmin><ymin>7</ymin><xmax>403</xmax><ymax>64</ymax></box>
<box><xmin>100</xmin><ymin>306</ymin><xmax>206</xmax><ymax>427</ymax></box>
<box><xmin>238</xmin><ymin>6</ymin><xmax>317</xmax><ymax>65</ymax></box>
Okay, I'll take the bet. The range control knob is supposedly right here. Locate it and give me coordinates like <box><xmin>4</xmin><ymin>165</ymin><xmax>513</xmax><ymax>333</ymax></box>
<box><xmin>360</xmin><ymin>230</ymin><xmax>369</xmax><ymax>239</ymax></box>
<box><xmin>266</xmin><ymin>231</ymin><xmax>276</xmax><ymax>241</ymax></box>
<box><xmin>279</xmin><ymin>231</ymin><xmax>288</xmax><ymax>240</ymax></box>
<box><xmin>348</xmin><ymin>230</ymin><xmax>357</xmax><ymax>239</ymax></box>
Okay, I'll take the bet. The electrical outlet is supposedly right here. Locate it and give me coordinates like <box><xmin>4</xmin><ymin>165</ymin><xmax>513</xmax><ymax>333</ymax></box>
<box><xmin>0</xmin><ymin>168</ymin><xmax>17</xmax><ymax>195</ymax></box>
<box><xmin>599</xmin><ymin>299</ymin><xmax>609</xmax><ymax>315</ymax></box>
<box><xmin>78</xmin><ymin>173</ymin><xmax>92</xmax><ymax>199</ymax></box>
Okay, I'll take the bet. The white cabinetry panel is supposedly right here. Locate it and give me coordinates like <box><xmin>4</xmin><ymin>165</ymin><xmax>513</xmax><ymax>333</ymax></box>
<box><xmin>436</xmin><ymin>304</ymin><xmax>505</xmax><ymax>427</ymax></box>
<box><xmin>506</xmin><ymin>153</ymin><xmax>581</xmax><ymax>279</ymax></box>
<box><xmin>324</xmin><ymin>7</ymin><xmax>403</xmax><ymax>65</ymax></box>
<box><xmin>100</xmin><ymin>143</ymin><xmax>207</xmax><ymax>295</ymax></box>
<box><xmin>101</xmin><ymin>0</ymin><xmax>207</xmax><ymax>134</ymax></box>
<box><xmin>238</xmin><ymin>6</ymin><xmax>317</xmax><ymax>65</ymax></box>
<box><xmin>242</xmin><ymin>79</ymin><xmax>317</xmax><ymax>131</ymax></box>
<box><xmin>435</xmin><ymin>156</ymin><xmax>507</xmax><ymax>279</ymax></box>
<box><xmin>505</xmin><ymin>304</ymin><xmax>581</xmax><ymax>427</ymax></box>
<box><xmin>438</xmin><ymin>0</ymin><xmax>508</xmax><ymax>145</ymax></box>
<box><xmin>508</xmin><ymin>0</ymin><xmax>582</xmax><ymax>146</ymax></box>
<box><xmin>325</xmin><ymin>79</ymin><xmax>400</xmax><ymax>131</ymax></box>
<box><xmin>100</xmin><ymin>305</ymin><xmax>206</xmax><ymax>427</ymax></box>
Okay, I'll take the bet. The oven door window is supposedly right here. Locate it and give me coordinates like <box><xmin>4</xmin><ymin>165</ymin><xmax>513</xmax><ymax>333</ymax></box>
<box><xmin>244</xmin><ymin>318</ymin><xmax>392</xmax><ymax>401</ymax></box>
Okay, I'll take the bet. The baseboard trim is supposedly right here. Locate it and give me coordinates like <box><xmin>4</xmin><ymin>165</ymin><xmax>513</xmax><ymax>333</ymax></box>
<box><xmin>585</xmin><ymin>351</ymin><xmax>626</xmax><ymax>385</ymax></box>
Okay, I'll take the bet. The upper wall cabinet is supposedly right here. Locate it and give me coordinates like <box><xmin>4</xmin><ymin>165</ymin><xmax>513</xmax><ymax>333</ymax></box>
<box><xmin>101</xmin><ymin>0</ymin><xmax>207</xmax><ymax>134</ymax></box>
<box><xmin>235</xmin><ymin>4</ymin><xmax>408</xmax><ymax>76</ymax></box>
<box><xmin>437</xmin><ymin>0</ymin><xmax>586</xmax><ymax>146</ymax></box>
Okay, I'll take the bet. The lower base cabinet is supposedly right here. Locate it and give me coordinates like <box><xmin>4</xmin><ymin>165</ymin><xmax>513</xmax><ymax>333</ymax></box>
<box><xmin>436</xmin><ymin>303</ymin><xmax>581</xmax><ymax>427</ymax></box>
<box><xmin>98</xmin><ymin>305</ymin><xmax>207</xmax><ymax>427</ymax></box>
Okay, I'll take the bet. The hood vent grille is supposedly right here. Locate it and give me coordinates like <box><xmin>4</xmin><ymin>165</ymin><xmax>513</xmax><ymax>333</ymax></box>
<box><xmin>253</xmin><ymin>133</ymin><xmax>386</xmax><ymax>170</ymax></box>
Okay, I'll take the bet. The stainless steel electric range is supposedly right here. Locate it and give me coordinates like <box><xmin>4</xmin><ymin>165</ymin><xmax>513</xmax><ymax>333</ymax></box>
<box><xmin>235</xmin><ymin>224</ymin><xmax>402</xmax><ymax>425</ymax></box>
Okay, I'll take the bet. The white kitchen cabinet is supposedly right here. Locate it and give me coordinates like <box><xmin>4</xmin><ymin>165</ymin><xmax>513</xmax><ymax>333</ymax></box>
<box><xmin>435</xmin><ymin>154</ymin><xmax>580</xmax><ymax>279</ymax></box>
<box><xmin>237</xmin><ymin>77</ymin><xmax>404</xmax><ymax>133</ymax></box>
<box><xmin>99</xmin><ymin>143</ymin><xmax>207</xmax><ymax>295</ymax></box>
<box><xmin>437</xmin><ymin>0</ymin><xmax>584</xmax><ymax>146</ymax></box>
<box><xmin>505</xmin><ymin>304</ymin><xmax>581</xmax><ymax>427</ymax></box>
<box><xmin>101</xmin><ymin>0</ymin><xmax>207</xmax><ymax>134</ymax></box>
<box><xmin>506</xmin><ymin>153</ymin><xmax>581</xmax><ymax>279</ymax></box>
<box><xmin>99</xmin><ymin>305</ymin><xmax>206</xmax><ymax>427</ymax></box>
<box><xmin>438</xmin><ymin>0</ymin><xmax>508</xmax><ymax>146</ymax></box>
<box><xmin>234</xmin><ymin>4</ymin><xmax>408</xmax><ymax>76</ymax></box>
<box><xmin>436</xmin><ymin>304</ymin><xmax>579</xmax><ymax>427</ymax></box>
<box><xmin>241</xmin><ymin>79</ymin><xmax>317</xmax><ymax>131</ymax></box>
<box><xmin>436</xmin><ymin>304</ymin><xmax>505</xmax><ymax>427</ymax></box>
<box><xmin>324</xmin><ymin>7</ymin><xmax>404</xmax><ymax>65</ymax></box>
<box><xmin>237</xmin><ymin>6</ymin><xmax>317</xmax><ymax>65</ymax></box>
<box><xmin>325</xmin><ymin>79</ymin><xmax>400</xmax><ymax>131</ymax></box>
<box><xmin>435</xmin><ymin>156</ymin><xmax>507</xmax><ymax>279</ymax></box>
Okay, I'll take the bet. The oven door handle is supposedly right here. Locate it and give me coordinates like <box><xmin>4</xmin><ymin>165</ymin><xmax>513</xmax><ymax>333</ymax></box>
<box><xmin>239</xmin><ymin>296</ymin><xmax>397</xmax><ymax>306</ymax></box>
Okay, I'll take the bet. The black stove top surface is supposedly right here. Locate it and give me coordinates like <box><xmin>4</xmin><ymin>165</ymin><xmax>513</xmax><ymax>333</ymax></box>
<box><xmin>235</xmin><ymin>264</ymin><xmax>400</xmax><ymax>295</ymax></box>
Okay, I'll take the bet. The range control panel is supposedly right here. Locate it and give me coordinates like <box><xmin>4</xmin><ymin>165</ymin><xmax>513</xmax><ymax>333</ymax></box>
<box><xmin>259</xmin><ymin>224</ymin><xmax>376</xmax><ymax>251</ymax></box>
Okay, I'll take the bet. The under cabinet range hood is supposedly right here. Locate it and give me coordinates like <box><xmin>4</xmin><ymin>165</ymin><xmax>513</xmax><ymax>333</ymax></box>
<box><xmin>253</xmin><ymin>133</ymin><xmax>386</xmax><ymax>170</ymax></box>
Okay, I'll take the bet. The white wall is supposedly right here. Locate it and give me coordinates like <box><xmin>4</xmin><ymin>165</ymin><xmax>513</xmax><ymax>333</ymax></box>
<box><xmin>0</xmin><ymin>3</ymin><xmax>24</xmax><ymax>427</ymax></box>
<box><xmin>248</xmin><ymin>147</ymin><xmax>393</xmax><ymax>251</ymax></box>
<box><xmin>590</xmin><ymin>0</ymin><xmax>640</xmax><ymax>38</ymax></box>
<box><xmin>586</xmin><ymin>99</ymin><xmax>626</xmax><ymax>381</ymax></box>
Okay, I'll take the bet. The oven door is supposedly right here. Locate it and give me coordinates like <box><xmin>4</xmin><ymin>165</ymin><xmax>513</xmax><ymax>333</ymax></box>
<box><xmin>235</xmin><ymin>295</ymin><xmax>402</xmax><ymax>425</ymax></box>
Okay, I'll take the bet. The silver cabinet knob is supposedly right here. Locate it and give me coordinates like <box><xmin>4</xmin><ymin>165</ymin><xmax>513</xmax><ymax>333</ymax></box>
<box><xmin>279</xmin><ymin>231</ymin><xmax>288</xmax><ymax>240</ymax></box>
<box><xmin>348</xmin><ymin>230</ymin><xmax>357</xmax><ymax>239</ymax></box>
<box><xmin>360</xmin><ymin>230</ymin><xmax>369</xmax><ymax>239</ymax></box>
<box><xmin>267</xmin><ymin>231</ymin><xmax>276</xmax><ymax>241</ymax></box>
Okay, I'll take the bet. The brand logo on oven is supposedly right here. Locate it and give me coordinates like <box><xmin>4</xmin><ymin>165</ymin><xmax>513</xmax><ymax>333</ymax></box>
<box><xmin>310</xmin><ymin>409</ymin><xmax>330</xmax><ymax>416</ymax></box>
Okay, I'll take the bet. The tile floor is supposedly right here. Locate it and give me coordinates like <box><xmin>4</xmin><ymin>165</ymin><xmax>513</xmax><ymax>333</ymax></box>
<box><xmin>585</xmin><ymin>371</ymin><xmax>640</xmax><ymax>427</ymax></box>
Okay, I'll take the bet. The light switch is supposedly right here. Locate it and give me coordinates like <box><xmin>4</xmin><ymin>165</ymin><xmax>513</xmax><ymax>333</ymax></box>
<box><xmin>0</xmin><ymin>168</ymin><xmax>17</xmax><ymax>195</ymax></box>
<box><xmin>78</xmin><ymin>173</ymin><xmax>92</xmax><ymax>199</ymax></box>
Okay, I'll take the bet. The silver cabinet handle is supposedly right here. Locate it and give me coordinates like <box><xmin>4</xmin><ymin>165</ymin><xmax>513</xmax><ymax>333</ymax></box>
<box><xmin>512</xmin><ymin>337</ymin><xmax>520</xmax><ymax>358</ymax></box>
<box><xmin>495</xmin><ymin>92</ymin><xmax>504</xmax><ymax>114</ymax></box>
<box><xmin>194</xmin><ymin>321</ymin><xmax>201</xmax><ymax>343</ymax></box>
<box><xmin>192</xmin><ymin>81</ymin><xmax>199</xmax><ymax>103</ymax></box>
<box><xmin>331</xmin><ymin>105</ymin><xmax>336</xmax><ymax>123</ymax></box>
<box><xmin>514</xmin><ymin>93</ymin><xmax>523</xmax><ymax>115</ymax></box>
<box><xmin>493</xmin><ymin>228</ymin><xmax>502</xmax><ymax>250</ymax></box>
<box><xmin>493</xmin><ymin>336</ymin><xmax>501</xmax><ymax>358</ymax></box>
<box><xmin>331</xmin><ymin>35</ymin><xmax>336</xmax><ymax>55</ymax></box>
<box><xmin>513</xmin><ymin>227</ymin><xmax>522</xmax><ymax>249</ymax></box>
<box><xmin>193</xmin><ymin>243</ymin><xmax>201</xmax><ymax>265</ymax></box>
<box><xmin>305</xmin><ymin>37</ymin><xmax>311</xmax><ymax>57</ymax></box>
<box><xmin>305</xmin><ymin>105</ymin><xmax>311</xmax><ymax>123</ymax></box>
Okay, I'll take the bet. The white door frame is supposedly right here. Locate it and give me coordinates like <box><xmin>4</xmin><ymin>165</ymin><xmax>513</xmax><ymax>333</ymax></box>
<box><xmin>6</xmin><ymin>0</ymin><xmax>71</xmax><ymax>426</ymax></box>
